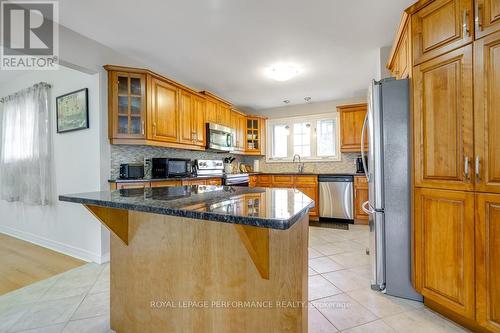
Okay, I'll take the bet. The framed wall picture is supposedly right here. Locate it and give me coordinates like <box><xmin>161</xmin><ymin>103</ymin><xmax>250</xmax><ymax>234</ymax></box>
<box><xmin>56</xmin><ymin>88</ymin><xmax>89</xmax><ymax>133</ymax></box>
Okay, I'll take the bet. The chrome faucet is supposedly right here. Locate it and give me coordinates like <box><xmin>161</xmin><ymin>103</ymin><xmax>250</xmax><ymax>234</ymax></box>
<box><xmin>293</xmin><ymin>154</ymin><xmax>305</xmax><ymax>173</ymax></box>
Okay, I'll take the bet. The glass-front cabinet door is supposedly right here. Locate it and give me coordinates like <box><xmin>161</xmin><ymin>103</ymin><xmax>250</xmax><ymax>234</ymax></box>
<box><xmin>246</xmin><ymin>117</ymin><xmax>260</xmax><ymax>154</ymax></box>
<box><xmin>111</xmin><ymin>72</ymin><xmax>146</xmax><ymax>139</ymax></box>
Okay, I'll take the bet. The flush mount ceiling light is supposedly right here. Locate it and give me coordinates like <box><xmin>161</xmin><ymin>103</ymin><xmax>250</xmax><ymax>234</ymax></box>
<box><xmin>266</xmin><ymin>63</ymin><xmax>300</xmax><ymax>81</ymax></box>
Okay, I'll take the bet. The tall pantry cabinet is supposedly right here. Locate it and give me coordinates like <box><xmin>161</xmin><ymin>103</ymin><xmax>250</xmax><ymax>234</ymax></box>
<box><xmin>388</xmin><ymin>0</ymin><xmax>500</xmax><ymax>332</ymax></box>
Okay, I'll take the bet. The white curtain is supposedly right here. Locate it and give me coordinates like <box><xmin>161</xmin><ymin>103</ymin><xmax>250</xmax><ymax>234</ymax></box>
<box><xmin>0</xmin><ymin>82</ymin><xmax>52</xmax><ymax>205</ymax></box>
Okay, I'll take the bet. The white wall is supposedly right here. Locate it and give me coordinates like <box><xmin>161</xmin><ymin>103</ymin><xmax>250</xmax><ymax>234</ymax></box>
<box><xmin>0</xmin><ymin>25</ymin><xmax>147</xmax><ymax>263</ymax></box>
<box><xmin>376</xmin><ymin>46</ymin><xmax>393</xmax><ymax>80</ymax></box>
<box><xmin>0</xmin><ymin>66</ymin><xmax>108</xmax><ymax>262</ymax></box>
<box><xmin>251</xmin><ymin>97</ymin><xmax>366</xmax><ymax>119</ymax></box>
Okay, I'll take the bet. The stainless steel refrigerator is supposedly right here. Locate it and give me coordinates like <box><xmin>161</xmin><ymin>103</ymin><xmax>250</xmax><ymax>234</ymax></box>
<box><xmin>361</xmin><ymin>78</ymin><xmax>422</xmax><ymax>301</ymax></box>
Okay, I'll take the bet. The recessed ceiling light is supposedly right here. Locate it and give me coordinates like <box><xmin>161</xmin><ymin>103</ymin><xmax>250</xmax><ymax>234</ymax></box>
<box><xmin>266</xmin><ymin>63</ymin><xmax>300</xmax><ymax>81</ymax></box>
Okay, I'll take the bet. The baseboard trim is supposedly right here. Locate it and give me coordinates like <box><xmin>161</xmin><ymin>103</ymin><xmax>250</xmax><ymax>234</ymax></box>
<box><xmin>0</xmin><ymin>225</ymin><xmax>107</xmax><ymax>264</ymax></box>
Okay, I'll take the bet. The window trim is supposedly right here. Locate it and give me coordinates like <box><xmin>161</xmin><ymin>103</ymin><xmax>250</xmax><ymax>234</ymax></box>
<box><xmin>265</xmin><ymin>113</ymin><xmax>341</xmax><ymax>163</ymax></box>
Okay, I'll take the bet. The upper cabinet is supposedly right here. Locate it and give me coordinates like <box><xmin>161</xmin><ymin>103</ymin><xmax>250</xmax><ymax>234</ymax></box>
<box><xmin>148</xmin><ymin>77</ymin><xmax>179</xmax><ymax>143</ymax></box>
<box><xmin>105</xmin><ymin>65</ymin><xmax>265</xmax><ymax>155</ymax></box>
<box><xmin>475</xmin><ymin>0</ymin><xmax>500</xmax><ymax>39</ymax></box>
<box><xmin>231</xmin><ymin>109</ymin><xmax>246</xmax><ymax>152</ymax></box>
<box><xmin>179</xmin><ymin>89</ymin><xmax>206</xmax><ymax>147</ymax></box>
<box><xmin>412</xmin><ymin>0</ymin><xmax>474</xmax><ymax>65</ymax></box>
<box><xmin>413</xmin><ymin>45</ymin><xmax>474</xmax><ymax>191</ymax></box>
<box><xmin>337</xmin><ymin>103</ymin><xmax>368</xmax><ymax>153</ymax></box>
<box><xmin>201</xmin><ymin>92</ymin><xmax>232</xmax><ymax>128</ymax></box>
<box><xmin>388</xmin><ymin>13</ymin><xmax>411</xmax><ymax>78</ymax></box>
<box><xmin>245</xmin><ymin>117</ymin><xmax>266</xmax><ymax>155</ymax></box>
<box><xmin>109</xmin><ymin>71</ymin><xmax>146</xmax><ymax>139</ymax></box>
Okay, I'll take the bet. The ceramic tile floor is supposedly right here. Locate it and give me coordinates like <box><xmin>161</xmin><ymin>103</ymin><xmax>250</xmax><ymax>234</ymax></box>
<box><xmin>0</xmin><ymin>225</ymin><xmax>470</xmax><ymax>333</ymax></box>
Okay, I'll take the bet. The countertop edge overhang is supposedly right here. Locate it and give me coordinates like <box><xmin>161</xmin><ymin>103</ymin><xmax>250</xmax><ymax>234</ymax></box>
<box><xmin>59</xmin><ymin>187</ymin><xmax>315</xmax><ymax>230</ymax></box>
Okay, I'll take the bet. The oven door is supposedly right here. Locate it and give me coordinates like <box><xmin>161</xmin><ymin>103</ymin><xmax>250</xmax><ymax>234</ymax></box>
<box><xmin>207</xmin><ymin>123</ymin><xmax>235</xmax><ymax>152</ymax></box>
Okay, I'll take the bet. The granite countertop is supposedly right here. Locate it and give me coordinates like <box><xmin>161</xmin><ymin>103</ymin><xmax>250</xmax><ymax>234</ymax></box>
<box><xmin>109</xmin><ymin>175</ymin><xmax>222</xmax><ymax>183</ymax></box>
<box><xmin>59</xmin><ymin>186</ymin><xmax>314</xmax><ymax>230</ymax></box>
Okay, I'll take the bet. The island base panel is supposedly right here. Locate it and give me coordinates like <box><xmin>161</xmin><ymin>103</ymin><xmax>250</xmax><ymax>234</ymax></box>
<box><xmin>110</xmin><ymin>211</ymin><xmax>309</xmax><ymax>333</ymax></box>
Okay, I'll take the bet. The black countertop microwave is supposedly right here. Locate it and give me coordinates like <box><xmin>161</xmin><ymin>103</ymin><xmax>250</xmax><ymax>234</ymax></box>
<box><xmin>152</xmin><ymin>158</ymin><xmax>192</xmax><ymax>179</ymax></box>
<box><xmin>119</xmin><ymin>163</ymin><xmax>144</xmax><ymax>179</ymax></box>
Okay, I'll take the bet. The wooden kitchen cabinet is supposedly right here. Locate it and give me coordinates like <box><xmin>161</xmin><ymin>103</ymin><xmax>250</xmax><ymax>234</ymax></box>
<box><xmin>390</xmin><ymin>0</ymin><xmax>500</xmax><ymax>331</ymax></box>
<box><xmin>256</xmin><ymin>175</ymin><xmax>272</xmax><ymax>187</ymax></box>
<box><xmin>476</xmin><ymin>193</ymin><xmax>500</xmax><ymax>332</ymax></box>
<box><xmin>294</xmin><ymin>176</ymin><xmax>318</xmax><ymax>218</ymax></box>
<box><xmin>354</xmin><ymin>176</ymin><xmax>369</xmax><ymax>223</ymax></box>
<box><xmin>249</xmin><ymin>175</ymin><xmax>258</xmax><ymax>187</ymax></box>
<box><xmin>201</xmin><ymin>91</ymin><xmax>232</xmax><ymax>127</ymax></box>
<box><xmin>206</xmin><ymin>178</ymin><xmax>222</xmax><ymax>186</ymax></box>
<box><xmin>150</xmin><ymin>180</ymin><xmax>182</xmax><ymax>187</ymax></box>
<box><xmin>338</xmin><ymin>103</ymin><xmax>368</xmax><ymax>153</ymax></box>
<box><xmin>108</xmin><ymin>71</ymin><xmax>146</xmax><ymax>140</ymax></box>
<box><xmin>414</xmin><ymin>188</ymin><xmax>475</xmax><ymax>319</ymax></box>
<box><xmin>111</xmin><ymin>182</ymin><xmax>151</xmax><ymax>190</ymax></box>
<box><xmin>413</xmin><ymin>45</ymin><xmax>474</xmax><ymax>191</ymax></box>
<box><xmin>179</xmin><ymin>89</ymin><xmax>206</xmax><ymax>147</ymax></box>
<box><xmin>411</xmin><ymin>0</ymin><xmax>474</xmax><ymax>65</ymax></box>
<box><xmin>148</xmin><ymin>77</ymin><xmax>179</xmax><ymax>143</ymax></box>
<box><xmin>218</xmin><ymin>103</ymin><xmax>231</xmax><ymax>127</ymax></box>
<box><xmin>231</xmin><ymin>110</ymin><xmax>246</xmax><ymax>151</ymax></box>
<box><xmin>182</xmin><ymin>179</ymin><xmax>207</xmax><ymax>186</ymax></box>
<box><xmin>271</xmin><ymin>175</ymin><xmax>294</xmax><ymax>187</ymax></box>
<box><xmin>205</xmin><ymin>98</ymin><xmax>218</xmax><ymax>124</ymax></box>
<box><xmin>245</xmin><ymin>117</ymin><xmax>266</xmax><ymax>155</ymax></box>
<box><xmin>105</xmin><ymin>65</ymin><xmax>268</xmax><ymax>156</ymax></box>
<box><xmin>388</xmin><ymin>13</ymin><xmax>411</xmax><ymax>79</ymax></box>
<box><xmin>251</xmin><ymin>174</ymin><xmax>318</xmax><ymax>218</ymax></box>
<box><xmin>474</xmin><ymin>30</ymin><xmax>500</xmax><ymax>194</ymax></box>
<box><xmin>474</xmin><ymin>0</ymin><xmax>500</xmax><ymax>39</ymax></box>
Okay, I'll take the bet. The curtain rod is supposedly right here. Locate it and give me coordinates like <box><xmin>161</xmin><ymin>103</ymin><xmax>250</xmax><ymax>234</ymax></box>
<box><xmin>0</xmin><ymin>82</ymin><xmax>52</xmax><ymax>103</ymax></box>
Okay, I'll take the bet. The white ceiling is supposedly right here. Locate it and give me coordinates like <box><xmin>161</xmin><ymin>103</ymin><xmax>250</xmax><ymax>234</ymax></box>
<box><xmin>59</xmin><ymin>0</ymin><xmax>411</xmax><ymax>110</ymax></box>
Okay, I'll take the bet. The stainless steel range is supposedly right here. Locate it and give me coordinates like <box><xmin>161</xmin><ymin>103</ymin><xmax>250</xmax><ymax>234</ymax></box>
<box><xmin>194</xmin><ymin>159</ymin><xmax>224</xmax><ymax>177</ymax></box>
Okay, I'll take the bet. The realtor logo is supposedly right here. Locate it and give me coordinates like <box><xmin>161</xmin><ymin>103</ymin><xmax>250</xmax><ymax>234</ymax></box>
<box><xmin>1</xmin><ymin>1</ymin><xmax>59</xmax><ymax>70</ymax></box>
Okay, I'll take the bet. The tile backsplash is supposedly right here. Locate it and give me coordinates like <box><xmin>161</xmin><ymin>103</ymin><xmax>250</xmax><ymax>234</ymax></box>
<box><xmin>110</xmin><ymin>145</ymin><xmax>244</xmax><ymax>179</ymax></box>
<box><xmin>243</xmin><ymin>153</ymin><xmax>359</xmax><ymax>174</ymax></box>
<box><xmin>110</xmin><ymin>145</ymin><xmax>359</xmax><ymax>179</ymax></box>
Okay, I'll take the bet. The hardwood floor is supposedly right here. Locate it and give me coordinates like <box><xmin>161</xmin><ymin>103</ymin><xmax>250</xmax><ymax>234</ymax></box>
<box><xmin>0</xmin><ymin>233</ymin><xmax>85</xmax><ymax>295</ymax></box>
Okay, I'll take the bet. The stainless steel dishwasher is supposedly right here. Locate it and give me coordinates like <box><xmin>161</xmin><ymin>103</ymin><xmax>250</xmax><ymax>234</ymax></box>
<box><xmin>318</xmin><ymin>175</ymin><xmax>354</xmax><ymax>222</ymax></box>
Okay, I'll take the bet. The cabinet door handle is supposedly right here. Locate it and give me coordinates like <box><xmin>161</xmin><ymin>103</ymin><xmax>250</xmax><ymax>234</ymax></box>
<box><xmin>464</xmin><ymin>156</ymin><xmax>470</xmax><ymax>180</ymax></box>
<box><xmin>475</xmin><ymin>3</ymin><xmax>483</xmax><ymax>31</ymax></box>
<box><xmin>153</xmin><ymin>123</ymin><xmax>157</xmax><ymax>136</ymax></box>
<box><xmin>463</xmin><ymin>9</ymin><xmax>470</xmax><ymax>37</ymax></box>
<box><xmin>475</xmin><ymin>156</ymin><xmax>481</xmax><ymax>180</ymax></box>
<box><xmin>141</xmin><ymin>121</ymin><xmax>145</xmax><ymax>135</ymax></box>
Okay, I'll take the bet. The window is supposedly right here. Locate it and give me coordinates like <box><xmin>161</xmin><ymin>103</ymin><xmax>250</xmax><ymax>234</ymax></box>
<box><xmin>266</xmin><ymin>113</ymin><xmax>341</xmax><ymax>162</ymax></box>
<box><xmin>293</xmin><ymin>123</ymin><xmax>311</xmax><ymax>157</ymax></box>
<box><xmin>272</xmin><ymin>124</ymin><xmax>288</xmax><ymax>158</ymax></box>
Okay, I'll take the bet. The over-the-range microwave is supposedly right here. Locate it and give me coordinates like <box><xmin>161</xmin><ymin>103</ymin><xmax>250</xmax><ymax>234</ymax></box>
<box><xmin>206</xmin><ymin>123</ymin><xmax>235</xmax><ymax>152</ymax></box>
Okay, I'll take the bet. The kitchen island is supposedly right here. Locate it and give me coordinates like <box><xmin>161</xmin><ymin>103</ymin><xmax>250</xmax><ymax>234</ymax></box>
<box><xmin>59</xmin><ymin>185</ymin><xmax>313</xmax><ymax>333</ymax></box>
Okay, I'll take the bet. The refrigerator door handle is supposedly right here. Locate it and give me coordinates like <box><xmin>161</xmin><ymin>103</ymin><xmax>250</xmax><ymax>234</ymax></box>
<box><xmin>361</xmin><ymin>113</ymin><xmax>369</xmax><ymax>182</ymax></box>
<box><xmin>362</xmin><ymin>200</ymin><xmax>375</xmax><ymax>215</ymax></box>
